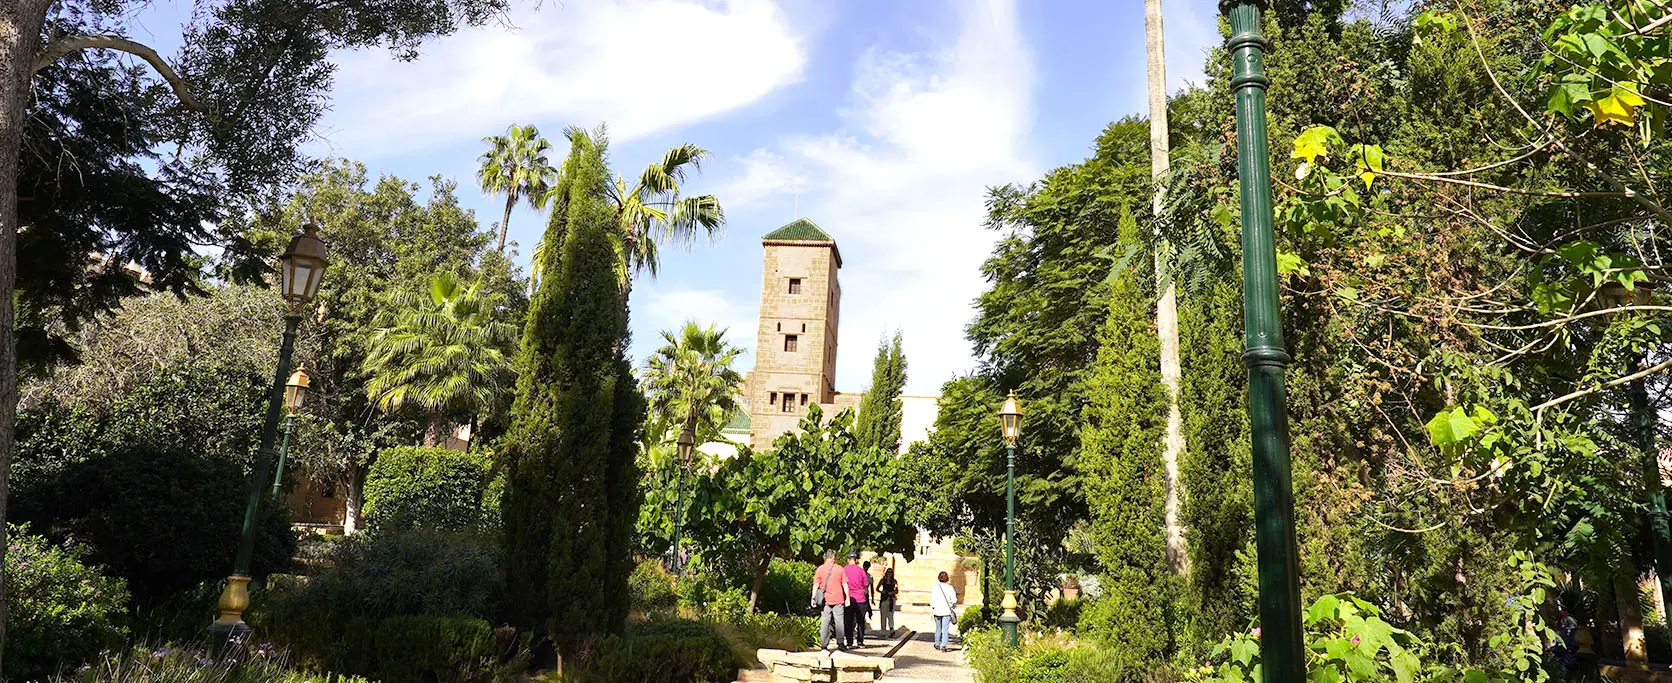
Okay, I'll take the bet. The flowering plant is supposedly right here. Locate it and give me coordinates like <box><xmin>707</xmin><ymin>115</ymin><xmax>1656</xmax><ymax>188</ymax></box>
<box><xmin>1183</xmin><ymin>594</ymin><xmax>1450</xmax><ymax>683</ymax></box>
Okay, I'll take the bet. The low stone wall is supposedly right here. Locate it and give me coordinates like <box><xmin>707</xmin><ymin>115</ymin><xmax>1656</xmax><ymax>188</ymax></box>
<box><xmin>756</xmin><ymin>648</ymin><xmax>894</xmax><ymax>682</ymax></box>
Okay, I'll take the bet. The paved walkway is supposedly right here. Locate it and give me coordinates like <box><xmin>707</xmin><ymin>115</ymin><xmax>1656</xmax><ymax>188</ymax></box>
<box><xmin>886</xmin><ymin>630</ymin><xmax>974</xmax><ymax>682</ymax></box>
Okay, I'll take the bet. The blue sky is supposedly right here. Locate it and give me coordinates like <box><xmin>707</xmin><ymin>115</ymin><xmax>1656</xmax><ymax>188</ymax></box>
<box><xmin>139</xmin><ymin>0</ymin><xmax>1222</xmax><ymax>395</ymax></box>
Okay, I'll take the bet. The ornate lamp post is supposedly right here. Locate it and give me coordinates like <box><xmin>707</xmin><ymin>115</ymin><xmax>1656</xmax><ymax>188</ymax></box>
<box><xmin>997</xmin><ymin>391</ymin><xmax>1023</xmax><ymax>647</ymax></box>
<box><xmin>1225</xmin><ymin>3</ymin><xmax>1305</xmax><ymax>680</ymax></box>
<box><xmin>1601</xmin><ymin>280</ymin><xmax>1672</xmax><ymax>634</ymax></box>
<box><xmin>208</xmin><ymin>224</ymin><xmax>329</xmax><ymax>648</ymax></box>
<box><xmin>673</xmin><ymin>424</ymin><xmax>696</xmax><ymax>578</ymax></box>
<box><xmin>271</xmin><ymin>365</ymin><xmax>310</xmax><ymax>496</ymax></box>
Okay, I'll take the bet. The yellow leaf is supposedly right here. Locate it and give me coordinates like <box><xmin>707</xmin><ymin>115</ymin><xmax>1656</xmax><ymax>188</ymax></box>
<box><xmin>1587</xmin><ymin>83</ymin><xmax>1646</xmax><ymax>127</ymax></box>
<box><xmin>1360</xmin><ymin>171</ymin><xmax>1375</xmax><ymax>188</ymax></box>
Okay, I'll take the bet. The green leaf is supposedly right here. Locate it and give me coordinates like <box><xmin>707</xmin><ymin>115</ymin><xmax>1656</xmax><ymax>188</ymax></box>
<box><xmin>1426</xmin><ymin>407</ymin><xmax>1478</xmax><ymax>446</ymax></box>
<box><xmin>1277</xmin><ymin>250</ymin><xmax>1311</xmax><ymax>277</ymax></box>
<box><xmin>1293</xmin><ymin>126</ymin><xmax>1344</xmax><ymax>164</ymax></box>
<box><xmin>1308</xmin><ymin>594</ymin><xmax>1341</xmax><ymax>625</ymax></box>
<box><xmin>1390</xmin><ymin>651</ymin><xmax>1420</xmax><ymax>683</ymax></box>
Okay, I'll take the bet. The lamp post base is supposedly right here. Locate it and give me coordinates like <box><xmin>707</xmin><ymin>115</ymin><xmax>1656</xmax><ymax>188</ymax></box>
<box><xmin>207</xmin><ymin>574</ymin><xmax>253</xmax><ymax>658</ymax></box>
<box><xmin>998</xmin><ymin>589</ymin><xmax>1021</xmax><ymax>647</ymax></box>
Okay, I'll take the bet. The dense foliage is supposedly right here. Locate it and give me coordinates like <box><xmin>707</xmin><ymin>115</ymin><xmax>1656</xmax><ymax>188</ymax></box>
<box><xmin>4</xmin><ymin>525</ymin><xmax>129</xmax><ymax>676</ymax></box>
<box><xmin>498</xmin><ymin>130</ymin><xmax>643</xmax><ymax>652</ymax></box>
<box><xmin>855</xmin><ymin>331</ymin><xmax>907</xmax><ymax>454</ymax></box>
<box><xmin>12</xmin><ymin>362</ymin><xmax>295</xmax><ymax>602</ymax></box>
<box><xmin>363</xmin><ymin>446</ymin><xmax>501</xmax><ymax>533</ymax></box>
<box><xmin>678</xmin><ymin>406</ymin><xmax>919</xmax><ymax>612</ymax></box>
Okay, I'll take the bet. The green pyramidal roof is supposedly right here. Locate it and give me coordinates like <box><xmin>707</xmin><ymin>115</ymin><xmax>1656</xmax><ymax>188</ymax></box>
<box><xmin>763</xmin><ymin>218</ymin><xmax>835</xmax><ymax>243</ymax></box>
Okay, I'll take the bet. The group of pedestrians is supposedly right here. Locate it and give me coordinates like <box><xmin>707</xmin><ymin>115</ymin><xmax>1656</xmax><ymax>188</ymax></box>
<box><xmin>811</xmin><ymin>549</ymin><xmax>961</xmax><ymax>652</ymax></box>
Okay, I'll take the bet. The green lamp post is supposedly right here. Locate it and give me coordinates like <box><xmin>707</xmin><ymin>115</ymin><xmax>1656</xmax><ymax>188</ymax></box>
<box><xmin>1225</xmin><ymin>3</ymin><xmax>1305</xmax><ymax>680</ymax></box>
<box><xmin>997</xmin><ymin>390</ymin><xmax>1024</xmax><ymax>647</ymax></box>
<box><xmin>208</xmin><ymin>223</ymin><xmax>329</xmax><ymax>650</ymax></box>
<box><xmin>673</xmin><ymin>424</ymin><xmax>696</xmax><ymax>578</ymax></box>
<box><xmin>1600</xmin><ymin>281</ymin><xmax>1672</xmax><ymax>635</ymax></box>
<box><xmin>271</xmin><ymin>365</ymin><xmax>310</xmax><ymax>497</ymax></box>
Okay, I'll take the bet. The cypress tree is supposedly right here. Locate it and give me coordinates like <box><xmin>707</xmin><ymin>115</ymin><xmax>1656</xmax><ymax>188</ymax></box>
<box><xmin>1076</xmin><ymin>206</ymin><xmax>1176</xmax><ymax>664</ymax></box>
<box><xmin>856</xmin><ymin>331</ymin><xmax>906</xmax><ymax>454</ymax></box>
<box><xmin>500</xmin><ymin>131</ymin><xmax>642</xmax><ymax>651</ymax></box>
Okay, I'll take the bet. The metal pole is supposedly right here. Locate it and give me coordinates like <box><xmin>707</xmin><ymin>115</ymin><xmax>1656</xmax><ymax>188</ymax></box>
<box><xmin>209</xmin><ymin>311</ymin><xmax>302</xmax><ymax>646</ymax></box>
<box><xmin>1630</xmin><ymin>366</ymin><xmax>1672</xmax><ymax>634</ymax></box>
<box><xmin>1227</xmin><ymin>4</ymin><xmax>1304</xmax><ymax>681</ymax></box>
<box><xmin>998</xmin><ymin>442</ymin><xmax>1020</xmax><ymax>646</ymax></box>
<box><xmin>272</xmin><ymin>413</ymin><xmax>295</xmax><ymax>498</ymax></box>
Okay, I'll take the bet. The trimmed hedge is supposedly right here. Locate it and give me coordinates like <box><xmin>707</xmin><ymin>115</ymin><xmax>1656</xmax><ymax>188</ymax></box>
<box><xmin>587</xmin><ymin>619</ymin><xmax>739</xmax><ymax>683</ymax></box>
<box><xmin>363</xmin><ymin>446</ymin><xmax>500</xmax><ymax>532</ymax></box>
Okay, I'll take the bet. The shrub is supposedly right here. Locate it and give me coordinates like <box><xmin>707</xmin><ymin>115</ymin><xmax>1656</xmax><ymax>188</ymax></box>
<box><xmin>706</xmin><ymin>588</ymin><xmax>749</xmax><ymax>625</ymax></box>
<box><xmin>12</xmin><ymin>438</ymin><xmax>295</xmax><ymax>603</ymax></box>
<box><xmin>363</xmin><ymin>447</ymin><xmax>500</xmax><ymax>533</ymax></box>
<box><xmin>713</xmin><ymin>613</ymin><xmax>818</xmax><ymax>666</ymax></box>
<box><xmin>1014</xmin><ymin>649</ymin><xmax>1071</xmax><ymax>683</ymax></box>
<box><xmin>256</xmin><ymin>530</ymin><xmax>501</xmax><ymax>668</ymax></box>
<box><xmin>51</xmin><ymin>645</ymin><xmax>372</xmax><ymax>683</ymax></box>
<box><xmin>587</xmin><ymin>619</ymin><xmax>740</xmax><ymax>683</ymax></box>
<box><xmin>6</xmin><ymin>525</ymin><xmax>130</xmax><ymax>676</ymax></box>
<box><xmin>959</xmin><ymin>604</ymin><xmax>996</xmax><ymax>634</ymax></box>
<box><xmin>966</xmin><ymin>630</ymin><xmax>1140</xmax><ymax>683</ymax></box>
<box><xmin>752</xmin><ymin>559</ymin><xmax>816</xmax><ymax>617</ymax></box>
<box><xmin>353</xmin><ymin>616</ymin><xmax>528</xmax><ymax>683</ymax></box>
<box><xmin>1040</xmin><ymin>597</ymin><xmax>1085</xmax><ymax>631</ymax></box>
<box><xmin>630</xmin><ymin>558</ymin><xmax>678</xmax><ymax>620</ymax></box>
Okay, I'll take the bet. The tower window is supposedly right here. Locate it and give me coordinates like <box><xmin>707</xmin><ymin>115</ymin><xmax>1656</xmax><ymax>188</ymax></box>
<box><xmin>800</xmin><ymin>394</ymin><xmax>808</xmax><ymax>406</ymax></box>
<box><xmin>784</xmin><ymin>335</ymin><xmax>798</xmax><ymax>352</ymax></box>
<box><xmin>788</xmin><ymin>278</ymin><xmax>802</xmax><ymax>294</ymax></box>
<box><xmin>776</xmin><ymin>322</ymin><xmax>782</xmax><ymax>331</ymax></box>
<box><xmin>769</xmin><ymin>391</ymin><xmax>778</xmax><ymax>406</ymax></box>
<box><xmin>801</xmin><ymin>323</ymin><xmax>807</xmax><ymax>333</ymax></box>
<box><xmin>782</xmin><ymin>393</ymin><xmax>796</xmax><ymax>412</ymax></box>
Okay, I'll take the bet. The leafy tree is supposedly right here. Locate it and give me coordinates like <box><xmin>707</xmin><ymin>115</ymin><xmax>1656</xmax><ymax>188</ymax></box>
<box><xmin>682</xmin><ymin>405</ymin><xmax>917</xmax><ymax>613</ymax></box>
<box><xmin>232</xmin><ymin>159</ymin><xmax>523</xmax><ymax>533</ymax></box>
<box><xmin>641</xmin><ymin>321</ymin><xmax>745</xmax><ymax>444</ymax></box>
<box><xmin>1</xmin><ymin>2</ymin><xmax>510</xmax><ymax>663</ymax></box>
<box><xmin>532</xmin><ymin>127</ymin><xmax>725</xmax><ymax>284</ymax></box>
<box><xmin>362</xmin><ymin>270</ymin><xmax>518</xmax><ymax>446</ymax></box>
<box><xmin>477</xmin><ymin>124</ymin><xmax>557</xmax><ymax>254</ymax></box>
<box><xmin>855</xmin><ymin>330</ymin><xmax>907</xmax><ymax>454</ymax></box>
<box><xmin>499</xmin><ymin>128</ymin><xmax>642</xmax><ymax>652</ymax></box>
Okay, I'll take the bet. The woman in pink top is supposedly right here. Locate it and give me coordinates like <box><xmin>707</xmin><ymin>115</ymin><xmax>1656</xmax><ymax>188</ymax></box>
<box><xmin>843</xmin><ymin>551</ymin><xmax>871</xmax><ymax>647</ymax></box>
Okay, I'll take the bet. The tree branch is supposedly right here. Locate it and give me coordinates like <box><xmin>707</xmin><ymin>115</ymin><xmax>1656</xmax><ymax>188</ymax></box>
<box><xmin>1533</xmin><ymin>356</ymin><xmax>1672</xmax><ymax>413</ymax></box>
<box><xmin>33</xmin><ymin>35</ymin><xmax>204</xmax><ymax>111</ymax></box>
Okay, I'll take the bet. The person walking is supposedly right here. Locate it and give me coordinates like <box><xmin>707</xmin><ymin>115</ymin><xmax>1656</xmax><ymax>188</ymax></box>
<box><xmin>877</xmin><ymin>567</ymin><xmax>898</xmax><ymax>634</ymax></box>
<box><xmin>812</xmin><ymin>549</ymin><xmax>851</xmax><ymax>650</ymax></box>
<box><xmin>930</xmin><ymin>571</ymin><xmax>958</xmax><ymax>652</ymax></box>
<box><xmin>843</xmin><ymin>551</ymin><xmax>871</xmax><ymax>647</ymax></box>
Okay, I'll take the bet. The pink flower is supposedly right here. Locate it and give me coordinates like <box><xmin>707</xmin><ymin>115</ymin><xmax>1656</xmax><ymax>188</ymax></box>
<box><xmin>1351</xmin><ymin>635</ymin><xmax>1361</xmax><ymax>645</ymax></box>
<box><xmin>1251</xmin><ymin>627</ymin><xmax>1262</xmax><ymax>638</ymax></box>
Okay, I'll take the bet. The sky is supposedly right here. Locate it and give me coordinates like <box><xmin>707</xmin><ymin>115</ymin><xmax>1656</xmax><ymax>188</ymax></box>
<box><xmin>139</xmin><ymin>0</ymin><xmax>1224</xmax><ymax>396</ymax></box>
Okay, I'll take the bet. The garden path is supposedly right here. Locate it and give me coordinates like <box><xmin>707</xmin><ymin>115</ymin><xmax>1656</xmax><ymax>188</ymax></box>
<box><xmin>883</xmin><ymin>630</ymin><xmax>974</xmax><ymax>682</ymax></box>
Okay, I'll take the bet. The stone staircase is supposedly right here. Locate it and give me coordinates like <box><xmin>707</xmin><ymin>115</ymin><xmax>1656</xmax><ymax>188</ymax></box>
<box><xmin>864</xmin><ymin>533</ymin><xmax>982</xmax><ymax>619</ymax></box>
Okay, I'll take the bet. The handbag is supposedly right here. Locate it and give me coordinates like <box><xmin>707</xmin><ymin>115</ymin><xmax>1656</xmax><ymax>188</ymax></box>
<box><xmin>810</xmin><ymin>567</ymin><xmax>826</xmax><ymax>608</ymax></box>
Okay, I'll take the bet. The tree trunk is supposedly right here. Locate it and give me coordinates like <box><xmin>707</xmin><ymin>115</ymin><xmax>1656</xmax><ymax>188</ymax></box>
<box><xmin>1145</xmin><ymin>0</ymin><xmax>1189</xmax><ymax>576</ymax></box>
<box><xmin>343</xmin><ymin>465</ymin><xmax>366</xmax><ymax>534</ymax></box>
<box><xmin>747</xmin><ymin>556</ymin><xmax>771</xmax><ymax>615</ymax></box>
<box><xmin>425</xmin><ymin>413</ymin><xmax>448</xmax><ymax>447</ymax></box>
<box><xmin>1619</xmin><ymin>576</ymin><xmax>1648</xmax><ymax>663</ymax></box>
<box><xmin>498</xmin><ymin>191</ymin><xmax>515</xmax><ymax>254</ymax></box>
<box><xmin>0</xmin><ymin>5</ymin><xmax>51</xmax><ymax>676</ymax></box>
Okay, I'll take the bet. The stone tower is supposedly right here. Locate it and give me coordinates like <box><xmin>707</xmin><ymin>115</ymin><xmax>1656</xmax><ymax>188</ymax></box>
<box><xmin>747</xmin><ymin>218</ymin><xmax>844</xmax><ymax>450</ymax></box>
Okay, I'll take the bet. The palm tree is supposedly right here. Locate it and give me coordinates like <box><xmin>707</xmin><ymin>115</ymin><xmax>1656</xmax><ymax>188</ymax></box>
<box><xmin>641</xmin><ymin>320</ymin><xmax>746</xmax><ymax>444</ymax></box>
<box><xmin>478</xmin><ymin>124</ymin><xmax>558</xmax><ymax>254</ymax></box>
<box><xmin>1146</xmin><ymin>0</ymin><xmax>1190</xmax><ymax>575</ymax></box>
<box><xmin>533</xmin><ymin>126</ymin><xmax>724</xmax><ymax>285</ymax></box>
<box><xmin>362</xmin><ymin>270</ymin><xmax>519</xmax><ymax>446</ymax></box>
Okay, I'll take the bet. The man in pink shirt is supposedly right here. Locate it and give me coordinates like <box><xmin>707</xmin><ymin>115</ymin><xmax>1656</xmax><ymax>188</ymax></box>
<box><xmin>812</xmin><ymin>549</ymin><xmax>851</xmax><ymax>650</ymax></box>
<box><xmin>843</xmin><ymin>551</ymin><xmax>871</xmax><ymax>647</ymax></box>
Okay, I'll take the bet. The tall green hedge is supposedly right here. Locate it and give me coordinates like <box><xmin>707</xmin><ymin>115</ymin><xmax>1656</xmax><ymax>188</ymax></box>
<box><xmin>499</xmin><ymin>131</ymin><xmax>642</xmax><ymax>652</ymax></box>
<box><xmin>855</xmin><ymin>331</ymin><xmax>906</xmax><ymax>454</ymax></box>
<box><xmin>1075</xmin><ymin>208</ymin><xmax>1177</xmax><ymax>664</ymax></box>
<box><xmin>363</xmin><ymin>446</ymin><xmax>500</xmax><ymax>532</ymax></box>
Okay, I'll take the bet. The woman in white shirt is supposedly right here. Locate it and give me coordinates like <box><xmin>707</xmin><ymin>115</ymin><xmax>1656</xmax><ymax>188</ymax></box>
<box><xmin>929</xmin><ymin>571</ymin><xmax>958</xmax><ymax>651</ymax></box>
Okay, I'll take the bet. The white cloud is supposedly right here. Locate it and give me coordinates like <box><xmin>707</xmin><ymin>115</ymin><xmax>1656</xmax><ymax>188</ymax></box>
<box><xmin>720</xmin><ymin>149</ymin><xmax>811</xmax><ymax>209</ymax></box>
<box><xmin>1163</xmin><ymin>0</ymin><xmax>1219</xmax><ymax>93</ymax></box>
<box><xmin>315</xmin><ymin>0</ymin><xmax>807</xmax><ymax>156</ymax></box>
<box><xmin>721</xmin><ymin>0</ymin><xmax>1035</xmax><ymax>395</ymax></box>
